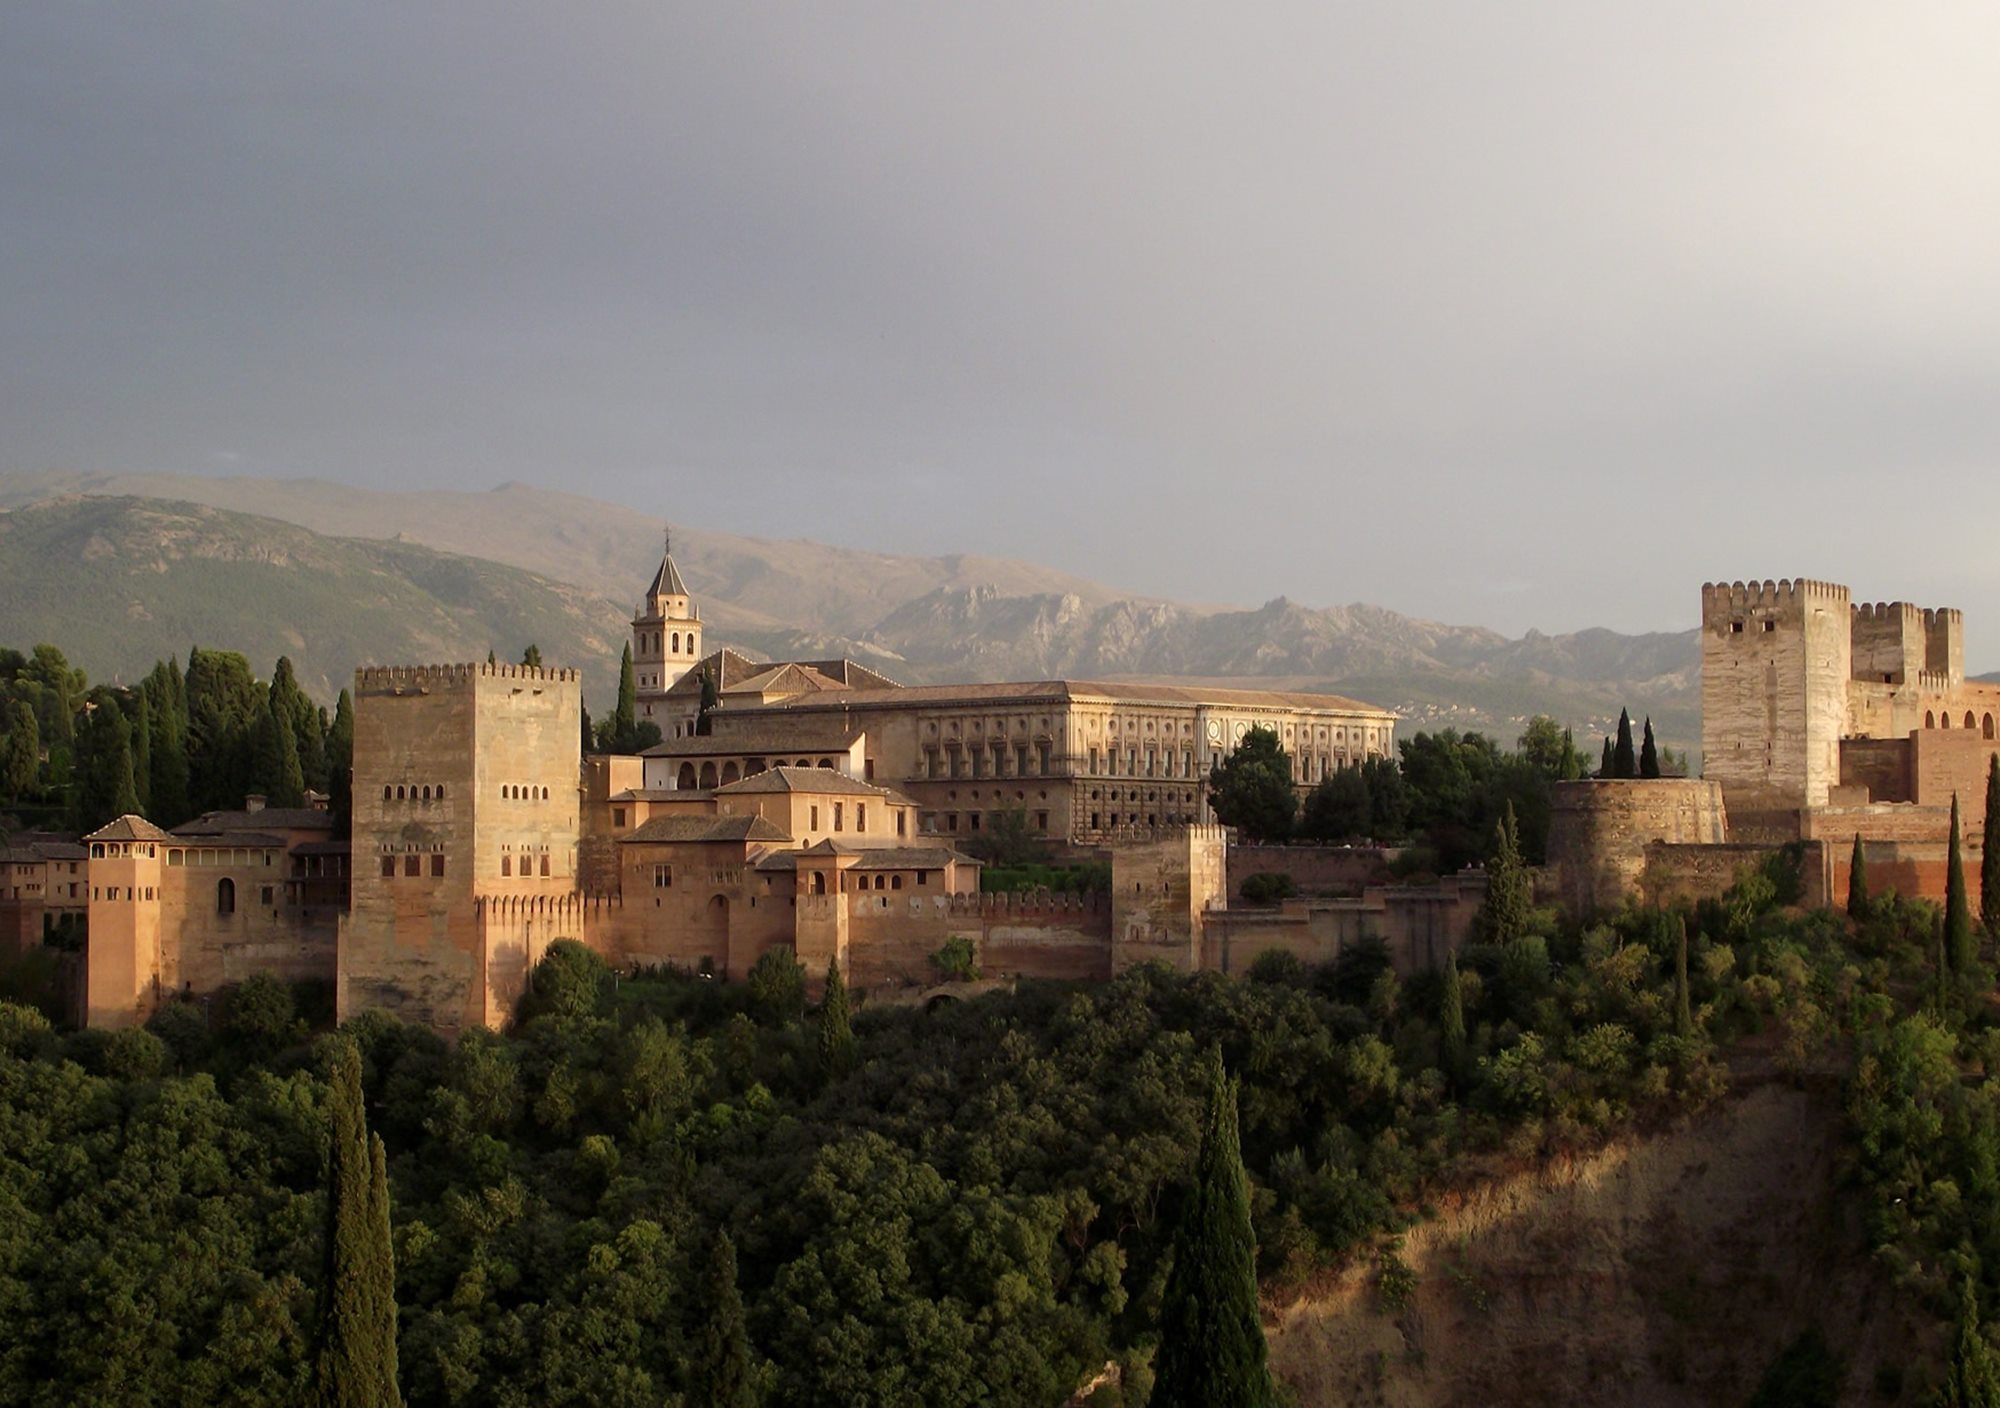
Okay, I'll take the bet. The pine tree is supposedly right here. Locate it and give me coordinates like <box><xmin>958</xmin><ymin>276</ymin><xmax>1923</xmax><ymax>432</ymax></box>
<box><xmin>690</xmin><ymin>1231</ymin><xmax>756</xmax><ymax>1408</ymax></box>
<box><xmin>1984</xmin><ymin>755</ymin><xmax>2000</xmax><ymax>935</ymax></box>
<box><xmin>614</xmin><ymin>644</ymin><xmax>637</xmax><ymax>751</ymax></box>
<box><xmin>1613</xmin><ymin>709</ymin><xmax>1637</xmax><ymax>779</ymax></box>
<box><xmin>1940</xmin><ymin>1273</ymin><xmax>2000</xmax><ymax>1408</ymax></box>
<box><xmin>1949</xmin><ymin>792</ymin><xmax>1976</xmax><ymax>973</ymax></box>
<box><xmin>1439</xmin><ymin>957</ymin><xmax>1467</xmax><ymax>1088</ymax></box>
<box><xmin>2</xmin><ymin>700</ymin><xmax>39</xmax><ymax>800</ymax></box>
<box><xmin>1639</xmin><ymin>717</ymin><xmax>1660</xmax><ymax>779</ymax></box>
<box><xmin>1847</xmin><ymin>833</ymin><xmax>1870</xmax><ymax>921</ymax></box>
<box><xmin>818</xmin><ymin>957</ymin><xmax>856</xmax><ymax>1080</ymax></box>
<box><xmin>327</xmin><ymin>691</ymin><xmax>355</xmax><ymax>840</ymax></box>
<box><xmin>1478</xmin><ymin>802</ymin><xmax>1531</xmax><ymax>946</ymax></box>
<box><xmin>1154</xmin><ymin>1047</ymin><xmax>1276</xmax><ymax>1408</ymax></box>
<box><xmin>520</xmin><ymin>644</ymin><xmax>542</xmax><ymax>668</ymax></box>
<box><xmin>1599</xmin><ymin>736</ymin><xmax>1614</xmax><ymax>779</ymax></box>
<box><xmin>314</xmin><ymin>1038</ymin><xmax>402</xmax><ymax>1408</ymax></box>
<box><xmin>1673</xmin><ymin>914</ymin><xmax>1693</xmax><ymax>1038</ymax></box>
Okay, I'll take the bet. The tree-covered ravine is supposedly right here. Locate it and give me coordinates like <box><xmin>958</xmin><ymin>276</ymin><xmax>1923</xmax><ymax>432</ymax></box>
<box><xmin>10</xmin><ymin>841</ymin><xmax>2000</xmax><ymax>1406</ymax></box>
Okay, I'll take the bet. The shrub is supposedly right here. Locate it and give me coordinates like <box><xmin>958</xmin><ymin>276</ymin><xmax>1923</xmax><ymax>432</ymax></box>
<box><xmin>931</xmin><ymin>934</ymin><xmax>980</xmax><ymax>982</ymax></box>
<box><xmin>1239</xmin><ymin>871</ymin><xmax>1298</xmax><ymax>904</ymax></box>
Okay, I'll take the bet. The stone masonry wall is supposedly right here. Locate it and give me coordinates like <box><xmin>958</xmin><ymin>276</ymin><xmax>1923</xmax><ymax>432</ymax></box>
<box><xmin>1546</xmin><ymin>779</ymin><xmax>1728</xmax><ymax>916</ymax></box>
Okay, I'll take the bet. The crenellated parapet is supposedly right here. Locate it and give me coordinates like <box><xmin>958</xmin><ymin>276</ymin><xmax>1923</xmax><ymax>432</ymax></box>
<box><xmin>940</xmin><ymin>890</ymin><xmax>1107</xmax><ymax>918</ymax></box>
<box><xmin>1700</xmin><ymin>578</ymin><xmax>1850</xmax><ymax>626</ymax></box>
<box><xmin>355</xmin><ymin>662</ymin><xmax>582</xmax><ymax>693</ymax></box>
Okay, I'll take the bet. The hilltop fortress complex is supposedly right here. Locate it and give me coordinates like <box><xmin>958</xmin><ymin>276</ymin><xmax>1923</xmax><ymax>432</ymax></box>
<box><xmin>68</xmin><ymin>545</ymin><xmax>1485</xmax><ymax>1035</ymax></box>
<box><xmin>76</xmin><ymin>556</ymin><xmax>1972</xmax><ymax>1036</ymax></box>
<box><xmin>1550</xmin><ymin>577</ymin><xmax>2000</xmax><ymax>913</ymax></box>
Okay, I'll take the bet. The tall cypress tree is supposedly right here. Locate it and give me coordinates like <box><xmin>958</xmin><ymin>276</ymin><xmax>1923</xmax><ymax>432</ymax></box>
<box><xmin>1439</xmin><ymin>957</ymin><xmax>1467</xmax><ymax>1088</ymax></box>
<box><xmin>691</xmin><ymin>1231</ymin><xmax>756</xmax><ymax>1408</ymax></box>
<box><xmin>1847</xmin><ymin>833</ymin><xmax>1870</xmax><ymax>921</ymax></box>
<box><xmin>1948</xmin><ymin>793</ymin><xmax>1976</xmax><ymax>973</ymax></box>
<box><xmin>1673</xmin><ymin>914</ymin><xmax>1693</xmax><ymax>1038</ymax></box>
<box><xmin>579</xmin><ymin>702</ymin><xmax>595</xmax><ymax>757</ymax></box>
<box><xmin>143</xmin><ymin>659</ymin><xmax>191</xmax><ymax>827</ymax></box>
<box><xmin>3</xmin><ymin>700</ymin><xmax>39</xmax><ymax>800</ymax></box>
<box><xmin>1639</xmin><ymin>717</ymin><xmax>1660</xmax><ymax>779</ymax></box>
<box><xmin>315</xmin><ymin>1038</ymin><xmax>402</xmax><ymax>1408</ymax></box>
<box><xmin>1599</xmin><ymin>736</ymin><xmax>1614</xmax><ymax>779</ymax></box>
<box><xmin>327</xmin><ymin>691</ymin><xmax>355</xmax><ymax>839</ymax></box>
<box><xmin>613</xmin><ymin>644</ymin><xmax>637</xmax><ymax>750</ymax></box>
<box><xmin>1983</xmin><ymin>755</ymin><xmax>2000</xmax><ymax>936</ymax></box>
<box><xmin>1941</xmin><ymin>1273</ymin><xmax>2000</xmax><ymax>1407</ymax></box>
<box><xmin>129</xmin><ymin>690</ymin><xmax>152</xmax><ymax>814</ymax></box>
<box><xmin>818</xmin><ymin>956</ymin><xmax>856</xmax><ymax>1080</ymax></box>
<box><xmin>1478</xmin><ymin>802</ymin><xmax>1531</xmax><ymax>945</ymax></box>
<box><xmin>1613</xmin><ymin>709</ymin><xmax>1637</xmax><ymax>779</ymax></box>
<box><xmin>1154</xmin><ymin>1047</ymin><xmax>1276</xmax><ymax>1408</ymax></box>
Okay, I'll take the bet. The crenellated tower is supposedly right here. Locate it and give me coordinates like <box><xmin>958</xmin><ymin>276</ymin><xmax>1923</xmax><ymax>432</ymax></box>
<box><xmin>1699</xmin><ymin>578</ymin><xmax>1851</xmax><ymax>814</ymax></box>
<box><xmin>633</xmin><ymin>529</ymin><xmax>700</xmax><ymax>722</ymax></box>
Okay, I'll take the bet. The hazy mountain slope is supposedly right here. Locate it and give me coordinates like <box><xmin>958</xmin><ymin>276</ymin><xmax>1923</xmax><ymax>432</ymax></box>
<box><xmin>0</xmin><ymin>496</ymin><xmax>629</xmax><ymax>698</ymax></box>
<box><xmin>0</xmin><ymin>471</ymin><xmax>1702</xmax><ymax>749</ymax></box>
<box><xmin>0</xmin><ymin>470</ymin><xmax>1143</xmax><ymax>639</ymax></box>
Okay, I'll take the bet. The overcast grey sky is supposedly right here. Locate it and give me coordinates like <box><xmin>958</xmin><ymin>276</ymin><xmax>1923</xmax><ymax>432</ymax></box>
<box><xmin>6</xmin><ymin>5</ymin><xmax>2000</xmax><ymax>649</ymax></box>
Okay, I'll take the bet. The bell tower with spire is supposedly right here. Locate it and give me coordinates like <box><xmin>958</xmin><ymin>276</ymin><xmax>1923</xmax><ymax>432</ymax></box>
<box><xmin>632</xmin><ymin>526</ymin><xmax>700</xmax><ymax>719</ymax></box>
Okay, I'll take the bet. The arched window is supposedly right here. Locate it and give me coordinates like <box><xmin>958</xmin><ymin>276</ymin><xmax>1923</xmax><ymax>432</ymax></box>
<box><xmin>421</xmin><ymin>785</ymin><xmax>431</xmax><ymax>801</ymax></box>
<box><xmin>672</xmin><ymin>632</ymin><xmax>680</xmax><ymax>653</ymax></box>
<box><xmin>541</xmin><ymin>786</ymin><xmax>549</xmax><ymax>800</ymax></box>
<box><xmin>216</xmin><ymin>878</ymin><xmax>235</xmax><ymax>915</ymax></box>
<box><xmin>396</xmin><ymin>785</ymin><xmax>406</xmax><ymax>800</ymax></box>
<box><xmin>1969</xmin><ymin>711</ymin><xmax>1979</xmax><ymax>731</ymax></box>
<box><xmin>678</xmin><ymin>763</ymin><xmax>697</xmax><ymax>790</ymax></box>
<box><xmin>1943</xmin><ymin>714</ymin><xmax>1952</xmax><ymax>729</ymax></box>
<box><xmin>699</xmin><ymin>762</ymin><xmax>718</xmax><ymax>789</ymax></box>
<box><xmin>1927</xmin><ymin>710</ymin><xmax>1937</xmax><ymax>728</ymax></box>
<box><xmin>721</xmin><ymin>761</ymin><xmax>741</xmax><ymax>785</ymax></box>
<box><xmin>811</xmin><ymin>872</ymin><xmax>826</xmax><ymax>895</ymax></box>
<box><xmin>1986</xmin><ymin>715</ymin><xmax>1995</xmax><ymax>740</ymax></box>
<box><xmin>437</xmin><ymin>784</ymin><xmax>445</xmax><ymax>799</ymax></box>
<box><xmin>383</xmin><ymin>785</ymin><xmax>392</xmax><ymax>800</ymax></box>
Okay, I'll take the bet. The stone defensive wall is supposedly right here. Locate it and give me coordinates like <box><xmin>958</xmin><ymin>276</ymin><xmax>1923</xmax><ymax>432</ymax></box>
<box><xmin>1642</xmin><ymin>840</ymin><xmax>1831</xmax><ymax>910</ymax></box>
<box><xmin>354</xmin><ymin>662</ymin><xmax>583</xmax><ymax>691</ymax></box>
<box><xmin>1546</xmin><ymin>779</ymin><xmax>1728</xmax><ymax>916</ymax></box>
<box><xmin>1203</xmin><ymin>873</ymin><xmax>1487</xmax><ymax>977</ymax></box>
<box><xmin>1226</xmin><ymin>843</ymin><xmax>1395</xmax><ymax>897</ymax></box>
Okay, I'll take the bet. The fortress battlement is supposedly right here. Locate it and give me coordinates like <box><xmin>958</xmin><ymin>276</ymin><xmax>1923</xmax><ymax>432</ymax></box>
<box><xmin>1854</xmin><ymin>600</ymin><xmax>1925</xmax><ymax>623</ymax></box>
<box><xmin>355</xmin><ymin>662</ymin><xmax>582</xmax><ymax>692</ymax></box>
<box><xmin>1926</xmin><ymin>607</ymin><xmax>1964</xmax><ymax>628</ymax></box>
<box><xmin>1701</xmin><ymin>578</ymin><xmax>1849</xmax><ymax>617</ymax></box>
<box><xmin>940</xmin><ymin>890</ymin><xmax>1106</xmax><ymax>917</ymax></box>
<box><xmin>473</xmin><ymin>892</ymin><xmax>587</xmax><ymax>917</ymax></box>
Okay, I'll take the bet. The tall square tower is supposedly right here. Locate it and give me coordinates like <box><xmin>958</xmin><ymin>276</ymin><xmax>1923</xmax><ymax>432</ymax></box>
<box><xmin>340</xmin><ymin>662</ymin><xmax>581</xmax><ymax>1032</ymax></box>
<box><xmin>1699</xmin><ymin>579</ymin><xmax>1851</xmax><ymax>813</ymax></box>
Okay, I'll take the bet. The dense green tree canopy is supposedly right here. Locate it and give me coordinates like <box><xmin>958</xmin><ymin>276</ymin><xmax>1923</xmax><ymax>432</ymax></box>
<box><xmin>1208</xmin><ymin>726</ymin><xmax>1296</xmax><ymax>843</ymax></box>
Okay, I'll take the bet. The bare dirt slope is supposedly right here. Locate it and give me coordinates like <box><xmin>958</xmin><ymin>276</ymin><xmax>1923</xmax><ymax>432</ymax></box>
<box><xmin>1269</xmin><ymin>1084</ymin><xmax>1927</xmax><ymax>1406</ymax></box>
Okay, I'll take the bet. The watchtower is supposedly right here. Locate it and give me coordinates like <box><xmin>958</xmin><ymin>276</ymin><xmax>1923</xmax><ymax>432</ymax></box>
<box><xmin>1699</xmin><ymin>578</ymin><xmax>1851</xmax><ymax>813</ymax></box>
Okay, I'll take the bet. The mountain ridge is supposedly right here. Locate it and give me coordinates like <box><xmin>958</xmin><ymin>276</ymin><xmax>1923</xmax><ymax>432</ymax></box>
<box><xmin>0</xmin><ymin>471</ymin><xmax>1701</xmax><ymax>750</ymax></box>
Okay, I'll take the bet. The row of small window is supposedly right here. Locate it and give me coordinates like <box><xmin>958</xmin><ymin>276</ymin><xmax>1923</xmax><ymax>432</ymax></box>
<box><xmin>1926</xmin><ymin>710</ymin><xmax>1998</xmax><ymax>737</ymax></box>
<box><xmin>1082</xmin><ymin>749</ymin><xmax>1195</xmax><ymax>779</ymax></box>
<box><xmin>1089</xmin><ymin>813</ymin><xmax>1194</xmax><ymax>830</ymax></box>
<box><xmin>502</xmin><ymin>785</ymin><xmax>551</xmax><ymax>801</ymax></box>
<box><xmin>94</xmin><ymin>878</ymin><xmax>273</xmax><ymax>914</ymax></box>
<box><xmin>374</xmin><ymin>851</ymin><xmax>556</xmax><ymax>878</ymax></box>
<box><xmin>384</xmin><ymin>784</ymin><xmax>446</xmax><ymax>801</ymax></box>
<box><xmin>1728</xmin><ymin>620</ymin><xmax>1779</xmax><ymax>633</ymax></box>
<box><xmin>798</xmin><ymin>871</ymin><xmax>937</xmax><ymax>894</ymax></box>
<box><xmin>925</xmin><ymin>746</ymin><xmax>1055</xmax><ymax>779</ymax></box>
<box><xmin>920</xmin><ymin>811</ymin><xmax>1051</xmax><ymax>834</ymax></box>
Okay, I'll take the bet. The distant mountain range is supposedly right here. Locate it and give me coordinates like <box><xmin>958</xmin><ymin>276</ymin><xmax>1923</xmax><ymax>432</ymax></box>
<box><xmin>0</xmin><ymin>471</ymin><xmax>1701</xmax><ymax>752</ymax></box>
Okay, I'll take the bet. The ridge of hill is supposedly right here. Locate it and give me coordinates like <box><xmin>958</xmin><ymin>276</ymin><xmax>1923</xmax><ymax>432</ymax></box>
<box><xmin>0</xmin><ymin>471</ymin><xmax>1700</xmax><ymax>747</ymax></box>
<box><xmin>0</xmin><ymin>495</ymin><xmax>629</xmax><ymax>698</ymax></box>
